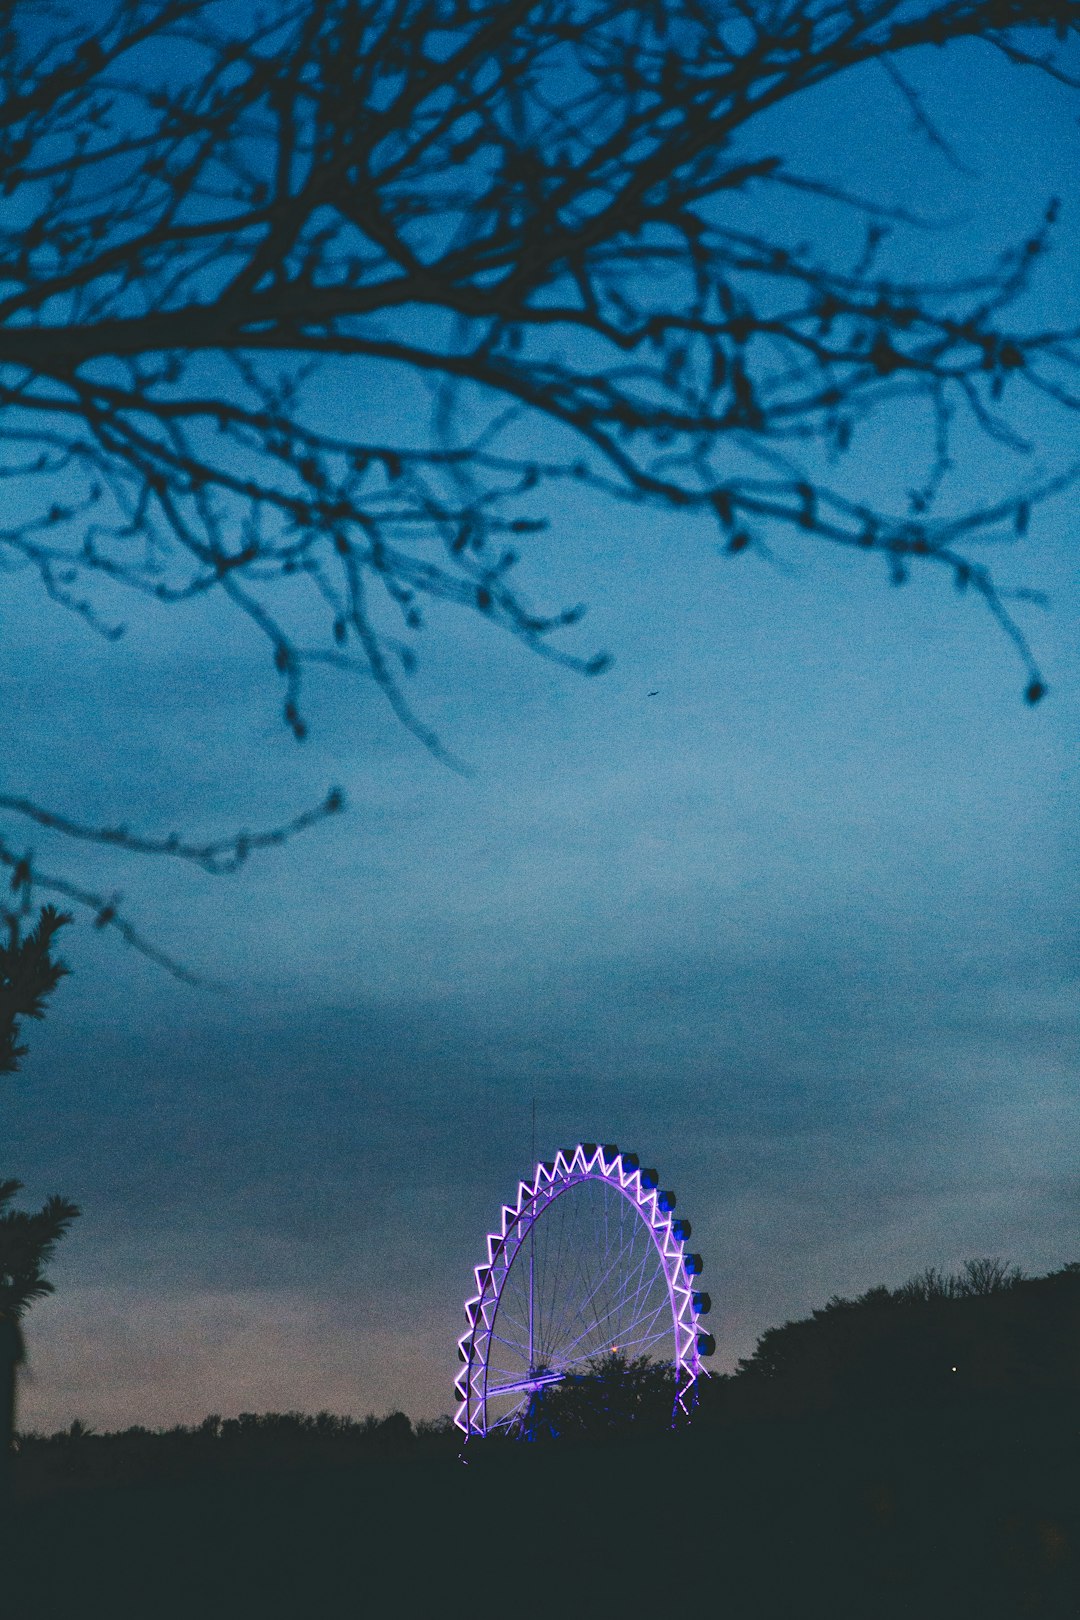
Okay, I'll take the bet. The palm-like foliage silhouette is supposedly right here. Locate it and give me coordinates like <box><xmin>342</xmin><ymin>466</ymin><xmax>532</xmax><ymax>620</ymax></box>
<box><xmin>0</xmin><ymin>906</ymin><xmax>72</xmax><ymax>1078</ymax></box>
<box><xmin>0</xmin><ymin>1182</ymin><xmax>80</xmax><ymax>1329</ymax></box>
<box><xmin>0</xmin><ymin>905</ymin><xmax>79</xmax><ymax>1491</ymax></box>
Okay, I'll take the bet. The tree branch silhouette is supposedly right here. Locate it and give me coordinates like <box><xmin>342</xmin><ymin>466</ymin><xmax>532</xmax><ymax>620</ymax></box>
<box><xmin>2</xmin><ymin>0</ymin><xmax>1078</xmax><ymax>955</ymax></box>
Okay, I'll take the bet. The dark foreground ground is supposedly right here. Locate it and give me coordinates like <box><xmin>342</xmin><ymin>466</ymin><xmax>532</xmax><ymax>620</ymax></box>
<box><xmin>5</xmin><ymin>1394</ymin><xmax>1079</xmax><ymax>1619</ymax></box>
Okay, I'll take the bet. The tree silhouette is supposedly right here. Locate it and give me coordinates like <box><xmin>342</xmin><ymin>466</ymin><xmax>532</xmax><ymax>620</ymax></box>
<box><xmin>729</xmin><ymin>1258</ymin><xmax>1080</xmax><ymax>1414</ymax></box>
<box><xmin>0</xmin><ymin>906</ymin><xmax>71</xmax><ymax>1078</ymax></box>
<box><xmin>524</xmin><ymin>1351</ymin><xmax>677</xmax><ymax>1439</ymax></box>
<box><xmin>2</xmin><ymin>0</ymin><xmax>1078</xmax><ymax>955</ymax></box>
<box><xmin>0</xmin><ymin>907</ymin><xmax>80</xmax><ymax>1495</ymax></box>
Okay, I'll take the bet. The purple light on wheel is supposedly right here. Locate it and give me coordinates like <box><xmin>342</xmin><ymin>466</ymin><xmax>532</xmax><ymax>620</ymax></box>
<box><xmin>454</xmin><ymin>1142</ymin><xmax>709</xmax><ymax>1436</ymax></box>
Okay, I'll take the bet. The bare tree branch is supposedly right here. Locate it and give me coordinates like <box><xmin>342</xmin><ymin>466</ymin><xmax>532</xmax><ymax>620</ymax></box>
<box><xmin>0</xmin><ymin>788</ymin><xmax>345</xmax><ymax>875</ymax></box>
<box><xmin>1</xmin><ymin>0</ymin><xmax>1077</xmax><ymax>961</ymax></box>
<box><xmin>0</xmin><ymin>841</ymin><xmax>203</xmax><ymax>985</ymax></box>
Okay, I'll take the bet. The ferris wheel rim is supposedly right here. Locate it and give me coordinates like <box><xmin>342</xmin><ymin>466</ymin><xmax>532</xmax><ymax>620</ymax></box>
<box><xmin>454</xmin><ymin>1141</ymin><xmax>706</xmax><ymax>1436</ymax></box>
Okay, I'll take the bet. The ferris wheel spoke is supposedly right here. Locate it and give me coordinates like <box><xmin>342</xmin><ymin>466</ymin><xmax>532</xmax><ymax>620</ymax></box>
<box><xmin>492</xmin><ymin>1299</ymin><xmax>531</xmax><ymax>1340</ymax></box>
<box><xmin>535</xmin><ymin>1191</ymin><xmax>571</xmax><ymax>1361</ymax></box>
<box><xmin>603</xmin><ymin>1224</ymin><xmax>655</xmax><ymax>1313</ymax></box>
<box><xmin>551</xmin><ymin>1249</ymin><xmax>623</xmax><ymax>1356</ymax></box>
<box><xmin>552</xmin><ymin>1219</ymin><xmax>657</xmax><ymax>1358</ymax></box>
<box><xmin>552</xmin><ymin>1221</ymin><xmax>610</xmax><ymax>1352</ymax></box>
<box><xmin>538</xmin><ymin>1208</ymin><xmax>596</xmax><ymax>1362</ymax></box>
<box><xmin>487</xmin><ymin>1328</ymin><xmax>531</xmax><ymax>1359</ymax></box>
<box><xmin>565</xmin><ymin>1227</ymin><xmax>657</xmax><ymax>1358</ymax></box>
<box><xmin>600</xmin><ymin>1301</ymin><xmax>673</xmax><ymax>1356</ymax></box>
<box><xmin>605</xmin><ymin>1228</ymin><xmax>664</xmax><ymax>1327</ymax></box>
<box><xmin>556</xmin><ymin>1269</ymin><xmax>666</xmax><ymax>1363</ymax></box>
<box><xmin>554</xmin><ymin>1302</ymin><xmax>670</xmax><ymax>1371</ymax></box>
<box><xmin>561</xmin><ymin>1222</ymin><xmax>666</xmax><ymax>1354</ymax></box>
<box><xmin>542</xmin><ymin>1204</ymin><xmax>647</xmax><ymax>1357</ymax></box>
<box><xmin>539</xmin><ymin>1179</ymin><xmax>630</xmax><ymax>1360</ymax></box>
<box><xmin>487</xmin><ymin>1403</ymin><xmax>528</xmax><ymax>1432</ymax></box>
<box><xmin>545</xmin><ymin>1191</ymin><xmax>587</xmax><ymax>1352</ymax></box>
<box><xmin>614</xmin><ymin>1324</ymin><xmax>673</xmax><ymax>1358</ymax></box>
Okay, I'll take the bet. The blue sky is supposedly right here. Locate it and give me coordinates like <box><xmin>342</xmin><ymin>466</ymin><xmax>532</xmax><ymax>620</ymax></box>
<box><xmin>4</xmin><ymin>26</ymin><xmax>1079</xmax><ymax>1429</ymax></box>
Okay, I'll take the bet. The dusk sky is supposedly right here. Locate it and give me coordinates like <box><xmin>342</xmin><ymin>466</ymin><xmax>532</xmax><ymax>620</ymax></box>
<box><xmin>5</xmin><ymin>21</ymin><xmax>1079</xmax><ymax>1431</ymax></box>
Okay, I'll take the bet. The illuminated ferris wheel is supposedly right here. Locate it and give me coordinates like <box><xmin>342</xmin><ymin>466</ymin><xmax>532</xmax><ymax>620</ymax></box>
<box><xmin>454</xmin><ymin>1142</ymin><xmax>714</xmax><ymax>1436</ymax></box>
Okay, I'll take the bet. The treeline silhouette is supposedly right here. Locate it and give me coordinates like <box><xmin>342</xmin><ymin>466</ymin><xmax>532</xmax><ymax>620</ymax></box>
<box><xmin>15</xmin><ymin>1259</ymin><xmax>1080</xmax><ymax>1481</ymax></box>
<box><xmin>7</xmin><ymin>1260</ymin><xmax>1079</xmax><ymax>1619</ymax></box>
<box><xmin>14</xmin><ymin>1409</ymin><xmax>458</xmax><ymax>1497</ymax></box>
<box><xmin>713</xmin><ymin>1257</ymin><xmax>1080</xmax><ymax>1418</ymax></box>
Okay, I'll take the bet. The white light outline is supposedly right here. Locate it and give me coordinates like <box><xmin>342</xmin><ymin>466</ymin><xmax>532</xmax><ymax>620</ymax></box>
<box><xmin>454</xmin><ymin>1143</ymin><xmax>703</xmax><ymax>1435</ymax></box>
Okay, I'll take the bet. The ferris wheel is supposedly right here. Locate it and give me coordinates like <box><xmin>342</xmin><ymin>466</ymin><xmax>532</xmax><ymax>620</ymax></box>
<box><xmin>454</xmin><ymin>1142</ymin><xmax>714</xmax><ymax>1436</ymax></box>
